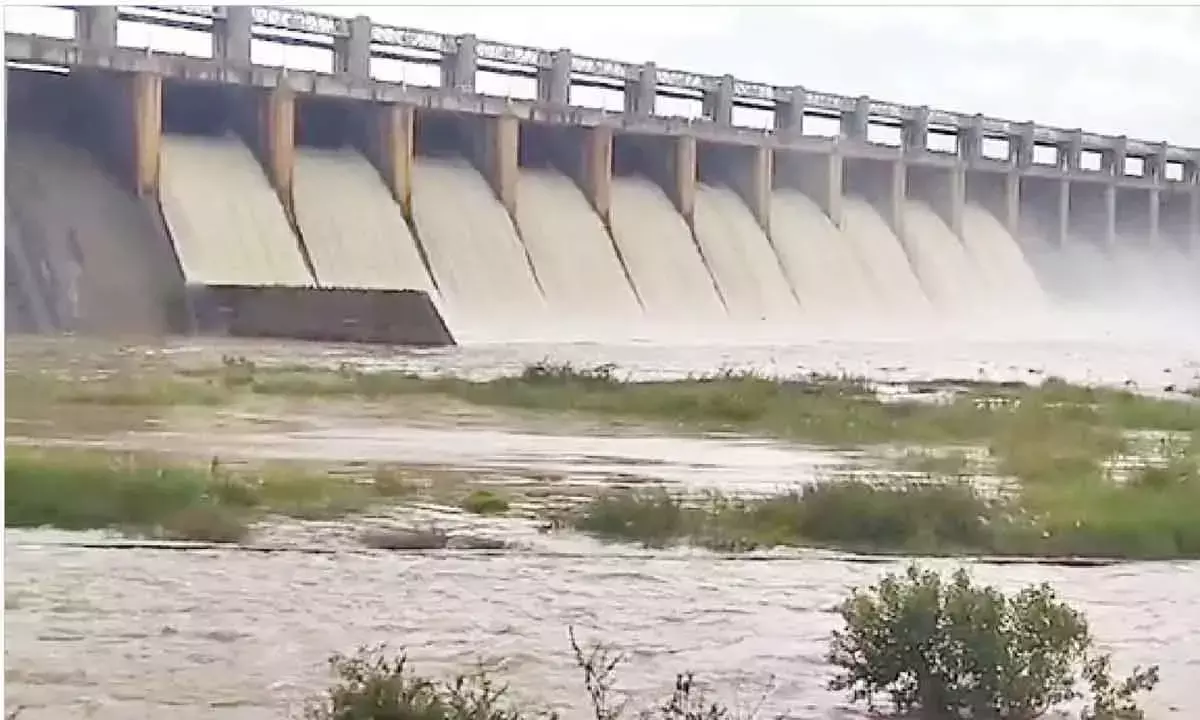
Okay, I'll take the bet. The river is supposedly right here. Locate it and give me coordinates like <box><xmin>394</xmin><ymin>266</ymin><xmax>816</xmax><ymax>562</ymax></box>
<box><xmin>5</xmin><ymin>336</ymin><xmax>1200</xmax><ymax>718</ymax></box>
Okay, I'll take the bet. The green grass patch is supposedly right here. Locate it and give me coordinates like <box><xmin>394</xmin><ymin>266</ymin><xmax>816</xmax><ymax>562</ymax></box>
<box><xmin>4</xmin><ymin>448</ymin><xmax>416</xmax><ymax>542</ymax></box>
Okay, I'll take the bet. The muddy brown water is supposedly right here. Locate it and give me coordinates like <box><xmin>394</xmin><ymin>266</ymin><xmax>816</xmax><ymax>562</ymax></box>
<box><xmin>5</xmin><ymin>337</ymin><xmax>1200</xmax><ymax>718</ymax></box>
<box><xmin>5</xmin><ymin>533</ymin><xmax>1198</xmax><ymax>719</ymax></box>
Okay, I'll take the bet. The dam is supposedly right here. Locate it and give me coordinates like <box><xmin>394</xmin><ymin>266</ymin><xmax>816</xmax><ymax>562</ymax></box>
<box><xmin>5</xmin><ymin>5</ymin><xmax>1200</xmax><ymax>345</ymax></box>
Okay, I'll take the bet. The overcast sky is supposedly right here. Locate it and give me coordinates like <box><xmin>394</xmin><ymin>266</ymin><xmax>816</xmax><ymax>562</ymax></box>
<box><xmin>6</xmin><ymin>3</ymin><xmax>1199</xmax><ymax>146</ymax></box>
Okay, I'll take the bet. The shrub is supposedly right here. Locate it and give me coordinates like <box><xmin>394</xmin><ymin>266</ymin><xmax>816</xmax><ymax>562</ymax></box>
<box><xmin>301</xmin><ymin>645</ymin><xmax>538</xmax><ymax>720</ymax></box>
<box><xmin>304</xmin><ymin>629</ymin><xmax>742</xmax><ymax>720</ymax></box>
<box><xmin>827</xmin><ymin>565</ymin><xmax>1159</xmax><ymax>720</ymax></box>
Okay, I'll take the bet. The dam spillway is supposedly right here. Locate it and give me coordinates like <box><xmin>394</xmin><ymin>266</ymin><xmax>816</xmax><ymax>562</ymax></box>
<box><xmin>5</xmin><ymin>6</ymin><xmax>1200</xmax><ymax>346</ymax></box>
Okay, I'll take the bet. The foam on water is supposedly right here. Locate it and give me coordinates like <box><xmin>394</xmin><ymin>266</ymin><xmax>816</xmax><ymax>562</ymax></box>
<box><xmin>959</xmin><ymin>202</ymin><xmax>1047</xmax><ymax>313</ymax></box>
<box><xmin>608</xmin><ymin>175</ymin><xmax>726</xmax><ymax>336</ymax></box>
<box><xmin>899</xmin><ymin>199</ymin><xmax>991</xmax><ymax>315</ymax></box>
<box><xmin>158</xmin><ymin>134</ymin><xmax>313</xmax><ymax>287</ymax></box>
<box><xmin>409</xmin><ymin>156</ymin><xmax>548</xmax><ymax>342</ymax></box>
<box><xmin>692</xmin><ymin>183</ymin><xmax>802</xmax><ymax>328</ymax></box>
<box><xmin>513</xmin><ymin>168</ymin><xmax>644</xmax><ymax>341</ymax></box>
<box><xmin>840</xmin><ymin>196</ymin><xmax>932</xmax><ymax>321</ymax></box>
<box><xmin>768</xmin><ymin>189</ymin><xmax>879</xmax><ymax>325</ymax></box>
<box><xmin>291</xmin><ymin>148</ymin><xmax>437</xmax><ymax>295</ymax></box>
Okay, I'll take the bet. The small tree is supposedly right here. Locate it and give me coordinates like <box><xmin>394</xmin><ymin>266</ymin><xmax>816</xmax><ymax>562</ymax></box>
<box><xmin>827</xmin><ymin>565</ymin><xmax>1159</xmax><ymax>720</ymax></box>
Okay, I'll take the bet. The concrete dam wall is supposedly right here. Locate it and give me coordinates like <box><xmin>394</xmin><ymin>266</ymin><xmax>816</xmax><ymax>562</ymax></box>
<box><xmin>6</xmin><ymin>6</ymin><xmax>1200</xmax><ymax>345</ymax></box>
<box><xmin>4</xmin><ymin>69</ymin><xmax>455</xmax><ymax>347</ymax></box>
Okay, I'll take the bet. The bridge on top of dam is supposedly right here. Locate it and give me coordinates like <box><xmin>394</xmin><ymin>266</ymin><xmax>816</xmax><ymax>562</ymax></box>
<box><xmin>5</xmin><ymin>5</ymin><xmax>1200</xmax><ymax>343</ymax></box>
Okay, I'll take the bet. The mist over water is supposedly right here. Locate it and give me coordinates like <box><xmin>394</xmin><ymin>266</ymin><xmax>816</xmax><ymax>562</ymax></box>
<box><xmin>692</xmin><ymin>183</ymin><xmax>802</xmax><ymax>328</ymax></box>
<box><xmin>292</xmin><ymin>148</ymin><xmax>436</xmax><ymax>295</ymax></box>
<box><xmin>409</xmin><ymin>157</ymin><xmax>548</xmax><ymax>343</ymax></box>
<box><xmin>514</xmin><ymin>169</ymin><xmax>643</xmax><ymax>341</ymax></box>
<box><xmin>608</xmin><ymin>175</ymin><xmax>727</xmax><ymax>338</ymax></box>
<box><xmin>158</xmin><ymin>134</ymin><xmax>313</xmax><ymax>287</ymax></box>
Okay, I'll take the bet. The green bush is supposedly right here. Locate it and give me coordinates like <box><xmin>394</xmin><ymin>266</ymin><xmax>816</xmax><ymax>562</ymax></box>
<box><xmin>827</xmin><ymin>565</ymin><xmax>1159</xmax><ymax>720</ymax></box>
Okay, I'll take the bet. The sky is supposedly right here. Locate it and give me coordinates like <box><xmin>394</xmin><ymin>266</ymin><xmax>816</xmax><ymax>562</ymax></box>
<box><xmin>5</xmin><ymin>3</ymin><xmax>1199</xmax><ymax>147</ymax></box>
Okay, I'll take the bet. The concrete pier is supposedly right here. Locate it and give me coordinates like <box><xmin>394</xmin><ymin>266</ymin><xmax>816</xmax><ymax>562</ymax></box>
<box><xmin>670</xmin><ymin>135</ymin><xmax>698</xmax><ymax>221</ymax></box>
<box><xmin>481</xmin><ymin>114</ymin><xmax>519</xmax><ymax>217</ymax></box>
<box><xmin>132</xmin><ymin>72</ymin><xmax>162</xmax><ymax>196</ymax></box>
<box><xmin>264</xmin><ymin>88</ymin><xmax>296</xmax><ymax>218</ymax></box>
<box><xmin>580</xmin><ymin>127</ymin><xmax>614</xmax><ymax>223</ymax></box>
<box><xmin>377</xmin><ymin>104</ymin><xmax>415</xmax><ymax>218</ymax></box>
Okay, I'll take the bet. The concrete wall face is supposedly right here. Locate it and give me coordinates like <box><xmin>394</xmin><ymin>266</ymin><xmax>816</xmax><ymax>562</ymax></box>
<box><xmin>5</xmin><ymin>71</ymin><xmax>187</xmax><ymax>336</ymax></box>
<box><xmin>192</xmin><ymin>286</ymin><xmax>454</xmax><ymax>346</ymax></box>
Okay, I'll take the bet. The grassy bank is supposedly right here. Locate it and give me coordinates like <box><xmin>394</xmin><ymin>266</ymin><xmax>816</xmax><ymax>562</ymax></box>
<box><xmin>8</xmin><ymin>359</ymin><xmax>1200</xmax><ymax>557</ymax></box>
<box><xmin>569</xmin><ymin>468</ymin><xmax>1200</xmax><ymax>560</ymax></box>
<box><xmin>13</xmin><ymin>358</ymin><xmax>1198</xmax><ymax>492</ymax></box>
<box><xmin>12</xmin><ymin>359</ymin><xmax>1198</xmax><ymax>462</ymax></box>
<box><xmin>4</xmin><ymin>447</ymin><xmax>419</xmax><ymax>542</ymax></box>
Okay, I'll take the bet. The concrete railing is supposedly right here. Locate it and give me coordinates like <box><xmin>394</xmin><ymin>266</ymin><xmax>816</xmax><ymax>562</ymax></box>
<box><xmin>42</xmin><ymin>4</ymin><xmax>1198</xmax><ymax>185</ymax></box>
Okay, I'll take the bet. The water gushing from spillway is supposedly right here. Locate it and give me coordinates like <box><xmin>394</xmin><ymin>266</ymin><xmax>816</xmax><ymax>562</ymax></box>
<box><xmin>291</xmin><ymin>147</ymin><xmax>437</xmax><ymax>296</ymax></box>
<box><xmin>608</xmin><ymin>175</ymin><xmax>727</xmax><ymax>339</ymax></box>
<box><xmin>840</xmin><ymin>196</ymin><xmax>933</xmax><ymax>323</ymax></box>
<box><xmin>899</xmin><ymin>199</ymin><xmax>992</xmax><ymax>316</ymax></box>
<box><xmin>959</xmin><ymin>202</ymin><xmax>1048</xmax><ymax>315</ymax></box>
<box><xmin>767</xmin><ymin>189</ymin><xmax>879</xmax><ymax>329</ymax></box>
<box><xmin>409</xmin><ymin>156</ymin><xmax>548</xmax><ymax>343</ymax></box>
<box><xmin>692</xmin><ymin>183</ymin><xmax>802</xmax><ymax>330</ymax></box>
<box><xmin>513</xmin><ymin>169</ymin><xmax>644</xmax><ymax>341</ymax></box>
<box><xmin>158</xmin><ymin>134</ymin><xmax>313</xmax><ymax>287</ymax></box>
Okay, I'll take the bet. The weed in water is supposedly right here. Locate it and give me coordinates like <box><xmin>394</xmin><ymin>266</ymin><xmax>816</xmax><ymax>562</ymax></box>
<box><xmin>461</xmin><ymin>489</ymin><xmax>511</xmax><ymax>516</ymax></box>
<box><xmin>571</xmin><ymin>480</ymin><xmax>998</xmax><ymax>556</ymax></box>
<box><xmin>568</xmin><ymin>472</ymin><xmax>1200</xmax><ymax>560</ymax></box>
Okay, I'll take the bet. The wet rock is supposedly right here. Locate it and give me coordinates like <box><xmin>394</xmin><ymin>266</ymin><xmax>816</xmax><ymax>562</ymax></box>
<box><xmin>359</xmin><ymin>529</ymin><xmax>449</xmax><ymax>551</ymax></box>
<box><xmin>446</xmin><ymin>535</ymin><xmax>508</xmax><ymax>551</ymax></box>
